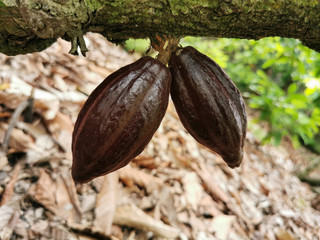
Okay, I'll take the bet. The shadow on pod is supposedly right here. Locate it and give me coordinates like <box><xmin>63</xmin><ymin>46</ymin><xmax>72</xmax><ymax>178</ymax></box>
<box><xmin>72</xmin><ymin>57</ymin><xmax>171</xmax><ymax>183</ymax></box>
<box><xmin>169</xmin><ymin>46</ymin><xmax>247</xmax><ymax>168</ymax></box>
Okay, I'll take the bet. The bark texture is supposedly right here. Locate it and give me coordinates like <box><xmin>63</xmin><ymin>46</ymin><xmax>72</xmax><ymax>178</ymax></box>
<box><xmin>0</xmin><ymin>0</ymin><xmax>319</xmax><ymax>55</ymax></box>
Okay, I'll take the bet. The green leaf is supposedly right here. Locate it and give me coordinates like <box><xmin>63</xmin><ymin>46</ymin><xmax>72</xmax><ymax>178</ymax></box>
<box><xmin>291</xmin><ymin>135</ymin><xmax>301</xmax><ymax>148</ymax></box>
<box><xmin>272</xmin><ymin>132</ymin><xmax>282</xmax><ymax>145</ymax></box>
<box><xmin>262</xmin><ymin>58</ymin><xmax>276</xmax><ymax>69</ymax></box>
<box><xmin>287</xmin><ymin>83</ymin><xmax>297</xmax><ymax>95</ymax></box>
<box><xmin>180</xmin><ymin>36</ymin><xmax>320</xmax><ymax>147</ymax></box>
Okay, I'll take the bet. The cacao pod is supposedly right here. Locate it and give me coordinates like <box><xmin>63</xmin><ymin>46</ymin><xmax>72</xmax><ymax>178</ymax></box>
<box><xmin>72</xmin><ymin>57</ymin><xmax>171</xmax><ymax>183</ymax></box>
<box><xmin>169</xmin><ymin>46</ymin><xmax>247</xmax><ymax>168</ymax></box>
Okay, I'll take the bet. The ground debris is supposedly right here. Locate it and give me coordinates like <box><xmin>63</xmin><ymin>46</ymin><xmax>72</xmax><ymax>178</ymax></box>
<box><xmin>0</xmin><ymin>33</ymin><xmax>319</xmax><ymax>240</ymax></box>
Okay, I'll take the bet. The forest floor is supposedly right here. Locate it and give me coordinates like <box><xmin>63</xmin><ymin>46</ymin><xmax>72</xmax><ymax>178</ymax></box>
<box><xmin>0</xmin><ymin>33</ymin><xmax>319</xmax><ymax>240</ymax></box>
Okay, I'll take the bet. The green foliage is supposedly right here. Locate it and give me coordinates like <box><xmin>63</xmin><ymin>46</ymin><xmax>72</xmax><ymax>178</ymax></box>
<box><xmin>181</xmin><ymin>37</ymin><xmax>320</xmax><ymax>148</ymax></box>
<box><xmin>123</xmin><ymin>37</ymin><xmax>320</xmax><ymax>150</ymax></box>
<box><xmin>123</xmin><ymin>39</ymin><xmax>151</xmax><ymax>55</ymax></box>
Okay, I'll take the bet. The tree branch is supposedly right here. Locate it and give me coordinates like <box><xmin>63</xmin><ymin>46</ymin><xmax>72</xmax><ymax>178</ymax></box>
<box><xmin>0</xmin><ymin>0</ymin><xmax>319</xmax><ymax>55</ymax></box>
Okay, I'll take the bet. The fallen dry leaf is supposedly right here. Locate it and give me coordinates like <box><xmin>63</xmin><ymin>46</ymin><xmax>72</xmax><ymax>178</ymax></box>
<box><xmin>56</xmin><ymin>174</ymin><xmax>81</xmax><ymax>224</ymax></box>
<box><xmin>113</xmin><ymin>204</ymin><xmax>180</xmax><ymax>239</ymax></box>
<box><xmin>210</xmin><ymin>214</ymin><xmax>235</xmax><ymax>240</ymax></box>
<box><xmin>0</xmin><ymin>152</ymin><xmax>8</xmax><ymax>171</ymax></box>
<box><xmin>28</xmin><ymin>170</ymin><xmax>57</xmax><ymax>215</ymax></box>
<box><xmin>275</xmin><ymin>228</ymin><xmax>296</xmax><ymax>240</ymax></box>
<box><xmin>0</xmin><ymin>91</ymin><xmax>28</xmax><ymax>110</ymax></box>
<box><xmin>118</xmin><ymin>165</ymin><xmax>163</xmax><ymax>193</ymax></box>
<box><xmin>45</xmin><ymin>111</ymin><xmax>73</xmax><ymax>153</ymax></box>
<box><xmin>61</xmin><ymin>174</ymin><xmax>82</xmax><ymax>219</ymax></box>
<box><xmin>0</xmin><ymin>209</ymin><xmax>20</xmax><ymax>240</ymax></box>
<box><xmin>192</xmin><ymin>160</ymin><xmax>229</xmax><ymax>203</ymax></box>
<box><xmin>0</xmin><ymin>123</ymin><xmax>36</xmax><ymax>153</ymax></box>
<box><xmin>156</xmin><ymin>186</ymin><xmax>180</xmax><ymax>228</ymax></box>
<box><xmin>0</xmin><ymin>163</ymin><xmax>21</xmax><ymax>206</ymax></box>
<box><xmin>94</xmin><ymin>172</ymin><xmax>118</xmax><ymax>235</ymax></box>
<box><xmin>1</xmin><ymin>78</ymin><xmax>60</xmax><ymax>120</ymax></box>
<box><xmin>132</xmin><ymin>155</ymin><xmax>156</xmax><ymax>170</ymax></box>
<box><xmin>0</xmin><ymin>197</ymin><xmax>20</xmax><ymax>229</ymax></box>
<box><xmin>182</xmin><ymin>171</ymin><xmax>203</xmax><ymax>211</ymax></box>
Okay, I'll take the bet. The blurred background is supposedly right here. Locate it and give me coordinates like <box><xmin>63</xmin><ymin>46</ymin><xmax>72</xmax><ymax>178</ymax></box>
<box><xmin>126</xmin><ymin>36</ymin><xmax>320</xmax><ymax>151</ymax></box>
<box><xmin>0</xmin><ymin>33</ymin><xmax>319</xmax><ymax>239</ymax></box>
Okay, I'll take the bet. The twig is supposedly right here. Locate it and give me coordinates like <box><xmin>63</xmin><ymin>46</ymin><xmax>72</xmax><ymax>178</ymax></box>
<box><xmin>61</xmin><ymin>174</ymin><xmax>82</xmax><ymax>220</ymax></box>
<box><xmin>0</xmin><ymin>162</ymin><xmax>22</xmax><ymax>206</ymax></box>
<box><xmin>296</xmin><ymin>157</ymin><xmax>320</xmax><ymax>186</ymax></box>
<box><xmin>67</xmin><ymin>223</ymin><xmax>112</xmax><ymax>240</ymax></box>
<box><xmin>299</xmin><ymin>157</ymin><xmax>320</xmax><ymax>175</ymax></box>
<box><xmin>2</xmin><ymin>100</ymin><xmax>29</xmax><ymax>153</ymax></box>
<box><xmin>23</xmin><ymin>97</ymin><xmax>34</xmax><ymax>123</ymax></box>
<box><xmin>298</xmin><ymin>175</ymin><xmax>320</xmax><ymax>186</ymax></box>
<box><xmin>2</xmin><ymin>88</ymin><xmax>34</xmax><ymax>153</ymax></box>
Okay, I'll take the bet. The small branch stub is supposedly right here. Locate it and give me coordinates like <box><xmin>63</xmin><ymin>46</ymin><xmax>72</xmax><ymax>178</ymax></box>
<box><xmin>69</xmin><ymin>32</ymin><xmax>88</xmax><ymax>56</ymax></box>
<box><xmin>150</xmin><ymin>35</ymin><xmax>180</xmax><ymax>65</ymax></box>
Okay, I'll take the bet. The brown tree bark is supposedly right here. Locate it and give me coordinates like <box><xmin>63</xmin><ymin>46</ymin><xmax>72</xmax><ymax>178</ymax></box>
<box><xmin>0</xmin><ymin>0</ymin><xmax>319</xmax><ymax>55</ymax></box>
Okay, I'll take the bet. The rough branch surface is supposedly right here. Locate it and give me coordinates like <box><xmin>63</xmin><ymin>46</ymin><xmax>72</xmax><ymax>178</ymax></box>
<box><xmin>0</xmin><ymin>0</ymin><xmax>319</xmax><ymax>55</ymax></box>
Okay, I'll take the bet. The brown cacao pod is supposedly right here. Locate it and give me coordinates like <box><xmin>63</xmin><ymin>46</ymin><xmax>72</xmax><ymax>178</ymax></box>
<box><xmin>169</xmin><ymin>46</ymin><xmax>247</xmax><ymax>168</ymax></box>
<box><xmin>72</xmin><ymin>56</ymin><xmax>171</xmax><ymax>183</ymax></box>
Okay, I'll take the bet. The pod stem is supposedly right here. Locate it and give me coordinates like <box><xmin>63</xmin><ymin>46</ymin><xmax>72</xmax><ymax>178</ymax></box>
<box><xmin>150</xmin><ymin>35</ymin><xmax>180</xmax><ymax>65</ymax></box>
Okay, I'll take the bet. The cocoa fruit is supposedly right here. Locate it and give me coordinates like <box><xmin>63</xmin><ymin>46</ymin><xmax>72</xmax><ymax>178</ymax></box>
<box><xmin>169</xmin><ymin>46</ymin><xmax>247</xmax><ymax>168</ymax></box>
<box><xmin>72</xmin><ymin>57</ymin><xmax>171</xmax><ymax>183</ymax></box>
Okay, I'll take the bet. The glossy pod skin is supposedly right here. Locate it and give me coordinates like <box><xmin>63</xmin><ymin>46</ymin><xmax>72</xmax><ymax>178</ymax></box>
<box><xmin>169</xmin><ymin>46</ymin><xmax>247</xmax><ymax>168</ymax></box>
<box><xmin>72</xmin><ymin>57</ymin><xmax>171</xmax><ymax>183</ymax></box>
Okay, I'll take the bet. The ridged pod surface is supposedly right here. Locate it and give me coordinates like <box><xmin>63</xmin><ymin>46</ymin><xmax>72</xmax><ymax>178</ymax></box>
<box><xmin>72</xmin><ymin>57</ymin><xmax>171</xmax><ymax>183</ymax></box>
<box><xmin>169</xmin><ymin>46</ymin><xmax>247</xmax><ymax>168</ymax></box>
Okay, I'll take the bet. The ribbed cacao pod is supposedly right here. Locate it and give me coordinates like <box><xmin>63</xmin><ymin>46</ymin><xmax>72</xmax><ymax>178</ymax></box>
<box><xmin>169</xmin><ymin>46</ymin><xmax>247</xmax><ymax>168</ymax></box>
<box><xmin>72</xmin><ymin>57</ymin><xmax>171</xmax><ymax>183</ymax></box>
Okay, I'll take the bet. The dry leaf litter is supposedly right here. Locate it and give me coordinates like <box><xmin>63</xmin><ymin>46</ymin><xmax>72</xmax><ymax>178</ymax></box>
<box><xmin>0</xmin><ymin>33</ymin><xmax>319</xmax><ymax>240</ymax></box>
